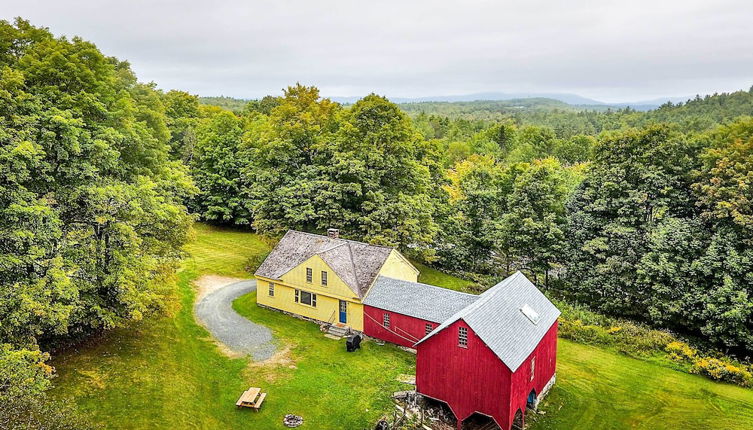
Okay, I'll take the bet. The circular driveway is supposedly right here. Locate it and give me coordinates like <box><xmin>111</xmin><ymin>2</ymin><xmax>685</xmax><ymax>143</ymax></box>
<box><xmin>194</xmin><ymin>279</ymin><xmax>276</xmax><ymax>361</ymax></box>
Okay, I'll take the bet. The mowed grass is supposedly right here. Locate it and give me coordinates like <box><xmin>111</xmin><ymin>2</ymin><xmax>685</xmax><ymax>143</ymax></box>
<box><xmin>51</xmin><ymin>224</ymin><xmax>414</xmax><ymax>429</ymax></box>
<box><xmin>529</xmin><ymin>339</ymin><xmax>753</xmax><ymax>429</ymax></box>
<box><xmin>413</xmin><ymin>261</ymin><xmax>475</xmax><ymax>291</ymax></box>
<box><xmin>50</xmin><ymin>223</ymin><xmax>753</xmax><ymax>429</ymax></box>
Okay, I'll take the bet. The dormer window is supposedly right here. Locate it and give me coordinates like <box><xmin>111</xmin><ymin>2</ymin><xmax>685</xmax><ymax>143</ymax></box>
<box><xmin>306</xmin><ymin>267</ymin><xmax>312</xmax><ymax>283</ymax></box>
<box><xmin>458</xmin><ymin>326</ymin><xmax>468</xmax><ymax>348</ymax></box>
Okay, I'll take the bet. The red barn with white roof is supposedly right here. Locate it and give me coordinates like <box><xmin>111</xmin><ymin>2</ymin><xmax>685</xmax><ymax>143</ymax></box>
<box><xmin>415</xmin><ymin>272</ymin><xmax>560</xmax><ymax>430</ymax></box>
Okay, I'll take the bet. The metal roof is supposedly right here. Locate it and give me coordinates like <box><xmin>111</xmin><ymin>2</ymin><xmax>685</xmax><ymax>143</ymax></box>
<box><xmin>363</xmin><ymin>276</ymin><xmax>479</xmax><ymax>323</ymax></box>
<box><xmin>416</xmin><ymin>271</ymin><xmax>560</xmax><ymax>372</ymax></box>
<box><xmin>254</xmin><ymin>230</ymin><xmax>394</xmax><ymax>298</ymax></box>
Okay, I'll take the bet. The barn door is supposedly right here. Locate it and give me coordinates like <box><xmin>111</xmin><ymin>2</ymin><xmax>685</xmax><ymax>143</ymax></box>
<box><xmin>339</xmin><ymin>300</ymin><xmax>347</xmax><ymax>323</ymax></box>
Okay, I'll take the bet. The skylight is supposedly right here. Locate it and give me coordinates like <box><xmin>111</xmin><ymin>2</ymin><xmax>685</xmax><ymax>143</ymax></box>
<box><xmin>520</xmin><ymin>304</ymin><xmax>540</xmax><ymax>324</ymax></box>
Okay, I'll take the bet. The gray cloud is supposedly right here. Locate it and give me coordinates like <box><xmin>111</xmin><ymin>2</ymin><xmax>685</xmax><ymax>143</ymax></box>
<box><xmin>2</xmin><ymin>0</ymin><xmax>752</xmax><ymax>102</ymax></box>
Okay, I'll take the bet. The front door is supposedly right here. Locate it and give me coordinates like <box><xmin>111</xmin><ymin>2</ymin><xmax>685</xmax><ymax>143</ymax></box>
<box><xmin>339</xmin><ymin>300</ymin><xmax>347</xmax><ymax>324</ymax></box>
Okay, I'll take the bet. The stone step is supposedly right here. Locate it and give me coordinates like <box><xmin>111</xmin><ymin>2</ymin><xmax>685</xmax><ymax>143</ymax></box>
<box><xmin>326</xmin><ymin>324</ymin><xmax>350</xmax><ymax>337</ymax></box>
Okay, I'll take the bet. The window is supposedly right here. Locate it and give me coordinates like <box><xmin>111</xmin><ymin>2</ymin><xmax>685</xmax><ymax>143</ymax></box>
<box><xmin>298</xmin><ymin>290</ymin><xmax>316</xmax><ymax>307</ymax></box>
<box><xmin>268</xmin><ymin>282</ymin><xmax>275</xmax><ymax>297</ymax></box>
<box><xmin>458</xmin><ymin>326</ymin><xmax>468</xmax><ymax>348</ymax></box>
<box><xmin>383</xmin><ymin>313</ymin><xmax>391</xmax><ymax>328</ymax></box>
<box><xmin>425</xmin><ymin>323</ymin><xmax>433</xmax><ymax>335</ymax></box>
<box><xmin>530</xmin><ymin>357</ymin><xmax>536</xmax><ymax>382</ymax></box>
<box><xmin>306</xmin><ymin>268</ymin><xmax>313</xmax><ymax>283</ymax></box>
<box><xmin>321</xmin><ymin>270</ymin><xmax>328</xmax><ymax>286</ymax></box>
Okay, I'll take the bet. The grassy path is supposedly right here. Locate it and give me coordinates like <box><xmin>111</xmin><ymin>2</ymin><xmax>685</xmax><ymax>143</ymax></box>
<box><xmin>50</xmin><ymin>223</ymin><xmax>753</xmax><ymax>429</ymax></box>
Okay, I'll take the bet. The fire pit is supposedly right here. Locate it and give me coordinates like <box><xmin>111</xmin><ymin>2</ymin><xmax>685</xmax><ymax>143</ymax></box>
<box><xmin>283</xmin><ymin>414</ymin><xmax>304</xmax><ymax>428</ymax></box>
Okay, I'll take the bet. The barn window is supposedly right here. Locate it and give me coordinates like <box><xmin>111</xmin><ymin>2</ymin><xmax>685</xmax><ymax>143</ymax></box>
<box><xmin>458</xmin><ymin>326</ymin><xmax>468</xmax><ymax>348</ymax></box>
<box><xmin>306</xmin><ymin>268</ymin><xmax>313</xmax><ymax>283</ymax></box>
<box><xmin>383</xmin><ymin>313</ymin><xmax>391</xmax><ymax>328</ymax></box>
<box><xmin>425</xmin><ymin>323</ymin><xmax>433</xmax><ymax>335</ymax></box>
<box><xmin>268</xmin><ymin>282</ymin><xmax>275</xmax><ymax>297</ymax></box>
<box><xmin>530</xmin><ymin>357</ymin><xmax>536</xmax><ymax>381</ymax></box>
<box><xmin>321</xmin><ymin>270</ymin><xmax>328</xmax><ymax>286</ymax></box>
<box><xmin>299</xmin><ymin>290</ymin><xmax>316</xmax><ymax>307</ymax></box>
<box><xmin>294</xmin><ymin>289</ymin><xmax>299</xmax><ymax>302</ymax></box>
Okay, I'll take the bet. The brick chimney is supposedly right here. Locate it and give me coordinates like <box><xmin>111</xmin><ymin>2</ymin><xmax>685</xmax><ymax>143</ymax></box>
<box><xmin>327</xmin><ymin>228</ymin><xmax>340</xmax><ymax>239</ymax></box>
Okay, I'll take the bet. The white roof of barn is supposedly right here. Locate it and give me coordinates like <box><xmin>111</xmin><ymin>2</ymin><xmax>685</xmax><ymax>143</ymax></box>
<box><xmin>363</xmin><ymin>276</ymin><xmax>478</xmax><ymax>323</ymax></box>
<box><xmin>417</xmin><ymin>271</ymin><xmax>560</xmax><ymax>372</ymax></box>
<box><xmin>254</xmin><ymin>230</ymin><xmax>393</xmax><ymax>298</ymax></box>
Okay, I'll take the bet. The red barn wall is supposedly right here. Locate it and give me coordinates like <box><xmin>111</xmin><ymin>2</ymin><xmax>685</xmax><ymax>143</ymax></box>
<box><xmin>363</xmin><ymin>305</ymin><xmax>439</xmax><ymax>348</ymax></box>
<box><xmin>508</xmin><ymin>320</ymin><xmax>559</xmax><ymax>426</ymax></box>
<box><xmin>416</xmin><ymin>319</ymin><xmax>512</xmax><ymax>429</ymax></box>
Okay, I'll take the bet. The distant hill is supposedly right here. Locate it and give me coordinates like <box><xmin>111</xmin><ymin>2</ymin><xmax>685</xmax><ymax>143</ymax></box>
<box><xmin>331</xmin><ymin>92</ymin><xmax>604</xmax><ymax>106</ymax></box>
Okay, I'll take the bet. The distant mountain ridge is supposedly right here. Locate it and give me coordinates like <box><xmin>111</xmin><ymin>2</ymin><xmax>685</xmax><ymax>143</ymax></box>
<box><xmin>329</xmin><ymin>92</ymin><xmax>695</xmax><ymax>111</ymax></box>
<box><xmin>200</xmin><ymin>92</ymin><xmax>701</xmax><ymax>113</ymax></box>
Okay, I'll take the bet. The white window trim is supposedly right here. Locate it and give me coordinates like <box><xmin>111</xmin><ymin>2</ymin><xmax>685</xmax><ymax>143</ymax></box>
<box><xmin>458</xmin><ymin>326</ymin><xmax>468</xmax><ymax>348</ymax></box>
<box><xmin>296</xmin><ymin>289</ymin><xmax>317</xmax><ymax>307</ymax></box>
<box><xmin>268</xmin><ymin>282</ymin><xmax>275</xmax><ymax>297</ymax></box>
<box><xmin>321</xmin><ymin>270</ymin><xmax>328</xmax><ymax>286</ymax></box>
<box><xmin>305</xmin><ymin>267</ymin><xmax>313</xmax><ymax>283</ymax></box>
<box><xmin>383</xmin><ymin>312</ymin><xmax>391</xmax><ymax>328</ymax></box>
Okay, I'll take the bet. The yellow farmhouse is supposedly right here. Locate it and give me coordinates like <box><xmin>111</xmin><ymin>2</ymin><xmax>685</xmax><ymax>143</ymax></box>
<box><xmin>255</xmin><ymin>229</ymin><xmax>418</xmax><ymax>331</ymax></box>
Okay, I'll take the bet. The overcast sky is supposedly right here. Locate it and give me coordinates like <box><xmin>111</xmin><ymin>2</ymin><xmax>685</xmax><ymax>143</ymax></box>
<box><xmin>3</xmin><ymin>0</ymin><xmax>753</xmax><ymax>103</ymax></box>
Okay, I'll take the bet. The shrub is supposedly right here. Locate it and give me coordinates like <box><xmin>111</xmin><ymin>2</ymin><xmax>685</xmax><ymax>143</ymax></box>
<box><xmin>691</xmin><ymin>358</ymin><xmax>753</xmax><ymax>387</ymax></box>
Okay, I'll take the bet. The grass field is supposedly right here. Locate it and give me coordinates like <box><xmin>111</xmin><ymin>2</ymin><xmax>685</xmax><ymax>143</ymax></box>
<box><xmin>50</xmin><ymin>223</ymin><xmax>753</xmax><ymax>429</ymax></box>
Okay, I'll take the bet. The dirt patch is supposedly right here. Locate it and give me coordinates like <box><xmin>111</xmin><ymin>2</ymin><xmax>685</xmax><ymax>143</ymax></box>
<box><xmin>194</xmin><ymin>275</ymin><xmax>248</xmax><ymax>303</ymax></box>
<box><xmin>245</xmin><ymin>345</ymin><xmax>297</xmax><ymax>383</ymax></box>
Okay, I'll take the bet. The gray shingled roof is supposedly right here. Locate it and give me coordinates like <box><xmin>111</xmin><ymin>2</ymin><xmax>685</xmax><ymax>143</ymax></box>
<box><xmin>254</xmin><ymin>230</ymin><xmax>394</xmax><ymax>298</ymax></box>
<box><xmin>363</xmin><ymin>276</ymin><xmax>479</xmax><ymax>323</ymax></box>
<box><xmin>417</xmin><ymin>271</ymin><xmax>560</xmax><ymax>372</ymax></box>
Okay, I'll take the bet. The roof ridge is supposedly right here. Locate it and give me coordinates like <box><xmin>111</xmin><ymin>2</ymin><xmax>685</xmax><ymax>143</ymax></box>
<box><xmin>415</xmin><ymin>271</ymin><xmax>524</xmax><ymax>346</ymax></box>
<box><xmin>376</xmin><ymin>275</ymin><xmax>478</xmax><ymax>298</ymax></box>
<box><xmin>346</xmin><ymin>242</ymin><xmax>362</xmax><ymax>292</ymax></box>
<box><xmin>287</xmin><ymin>229</ymin><xmax>395</xmax><ymax>250</ymax></box>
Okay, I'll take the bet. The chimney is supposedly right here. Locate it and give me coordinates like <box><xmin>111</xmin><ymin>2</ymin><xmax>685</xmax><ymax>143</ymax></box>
<box><xmin>327</xmin><ymin>228</ymin><xmax>340</xmax><ymax>239</ymax></box>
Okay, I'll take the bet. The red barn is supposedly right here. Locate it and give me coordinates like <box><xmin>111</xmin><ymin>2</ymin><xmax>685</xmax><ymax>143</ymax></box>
<box><xmin>362</xmin><ymin>276</ymin><xmax>477</xmax><ymax>348</ymax></box>
<box><xmin>415</xmin><ymin>272</ymin><xmax>560</xmax><ymax>430</ymax></box>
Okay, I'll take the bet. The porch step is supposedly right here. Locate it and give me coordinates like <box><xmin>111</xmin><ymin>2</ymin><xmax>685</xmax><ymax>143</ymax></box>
<box><xmin>326</xmin><ymin>324</ymin><xmax>351</xmax><ymax>338</ymax></box>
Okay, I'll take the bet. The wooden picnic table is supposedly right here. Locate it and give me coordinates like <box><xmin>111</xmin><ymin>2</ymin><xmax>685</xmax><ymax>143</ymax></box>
<box><xmin>236</xmin><ymin>387</ymin><xmax>267</xmax><ymax>410</ymax></box>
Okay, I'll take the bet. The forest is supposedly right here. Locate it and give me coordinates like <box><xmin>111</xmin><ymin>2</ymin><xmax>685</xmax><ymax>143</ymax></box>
<box><xmin>1</xmin><ymin>18</ymin><xmax>752</xmax><ymax>428</ymax></box>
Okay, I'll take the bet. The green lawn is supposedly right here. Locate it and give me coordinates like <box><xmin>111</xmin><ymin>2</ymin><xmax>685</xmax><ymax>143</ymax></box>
<box><xmin>50</xmin><ymin>224</ymin><xmax>414</xmax><ymax>429</ymax></box>
<box><xmin>50</xmin><ymin>223</ymin><xmax>753</xmax><ymax>429</ymax></box>
<box><xmin>413</xmin><ymin>261</ymin><xmax>475</xmax><ymax>291</ymax></box>
<box><xmin>529</xmin><ymin>339</ymin><xmax>753</xmax><ymax>429</ymax></box>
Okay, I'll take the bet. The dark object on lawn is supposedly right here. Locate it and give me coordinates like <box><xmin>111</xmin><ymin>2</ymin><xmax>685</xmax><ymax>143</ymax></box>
<box><xmin>374</xmin><ymin>419</ymin><xmax>389</xmax><ymax>430</ymax></box>
<box><xmin>283</xmin><ymin>414</ymin><xmax>304</xmax><ymax>428</ymax></box>
<box><xmin>346</xmin><ymin>334</ymin><xmax>362</xmax><ymax>352</ymax></box>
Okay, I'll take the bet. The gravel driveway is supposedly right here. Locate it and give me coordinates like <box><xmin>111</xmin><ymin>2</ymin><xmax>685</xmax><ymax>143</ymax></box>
<box><xmin>194</xmin><ymin>279</ymin><xmax>276</xmax><ymax>361</ymax></box>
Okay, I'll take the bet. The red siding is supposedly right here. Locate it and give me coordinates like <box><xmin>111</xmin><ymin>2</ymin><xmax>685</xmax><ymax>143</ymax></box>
<box><xmin>363</xmin><ymin>305</ymin><xmax>438</xmax><ymax>348</ymax></box>
<box><xmin>416</xmin><ymin>319</ymin><xmax>511</xmax><ymax>429</ymax></box>
<box><xmin>508</xmin><ymin>320</ymin><xmax>558</xmax><ymax>428</ymax></box>
<box><xmin>415</xmin><ymin>319</ymin><xmax>559</xmax><ymax>430</ymax></box>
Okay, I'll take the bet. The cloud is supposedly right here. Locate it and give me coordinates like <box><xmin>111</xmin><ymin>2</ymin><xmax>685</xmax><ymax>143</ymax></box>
<box><xmin>3</xmin><ymin>0</ymin><xmax>752</xmax><ymax>102</ymax></box>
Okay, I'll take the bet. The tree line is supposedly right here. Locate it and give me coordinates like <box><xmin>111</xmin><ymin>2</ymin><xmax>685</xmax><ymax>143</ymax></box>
<box><xmin>1</xmin><ymin>17</ymin><xmax>752</xmax><ymax>427</ymax></box>
<box><xmin>191</xmin><ymin>86</ymin><xmax>753</xmax><ymax>354</ymax></box>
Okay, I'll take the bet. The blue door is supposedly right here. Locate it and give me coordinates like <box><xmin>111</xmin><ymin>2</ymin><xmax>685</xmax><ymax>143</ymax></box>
<box><xmin>339</xmin><ymin>300</ymin><xmax>347</xmax><ymax>323</ymax></box>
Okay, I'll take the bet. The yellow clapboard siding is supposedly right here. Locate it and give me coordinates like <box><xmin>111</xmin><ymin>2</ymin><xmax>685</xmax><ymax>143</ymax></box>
<box><xmin>256</xmin><ymin>276</ymin><xmax>365</xmax><ymax>331</ymax></box>
<box><xmin>254</xmin><ymin>235</ymin><xmax>418</xmax><ymax>333</ymax></box>
<box><xmin>377</xmin><ymin>250</ymin><xmax>419</xmax><ymax>283</ymax></box>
